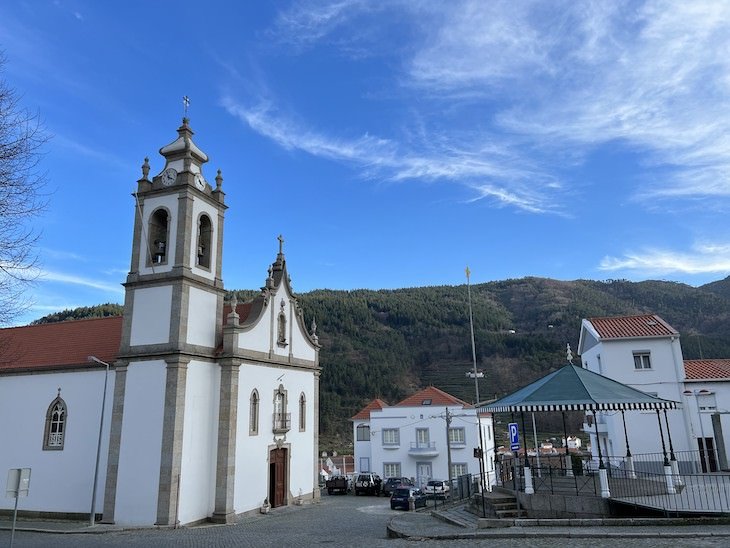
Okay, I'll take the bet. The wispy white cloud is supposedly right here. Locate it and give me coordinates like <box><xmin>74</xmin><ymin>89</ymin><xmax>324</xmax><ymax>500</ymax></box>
<box><xmin>268</xmin><ymin>1</ymin><xmax>730</xmax><ymax>205</ymax></box>
<box><xmin>270</xmin><ymin>0</ymin><xmax>376</xmax><ymax>51</ymax></box>
<box><xmin>222</xmin><ymin>96</ymin><xmax>564</xmax><ymax>214</ymax></box>
<box><xmin>51</xmin><ymin>134</ymin><xmax>128</xmax><ymax>170</ymax></box>
<box><xmin>36</xmin><ymin>269</ymin><xmax>124</xmax><ymax>294</ymax></box>
<box><xmin>38</xmin><ymin>248</ymin><xmax>87</xmax><ymax>262</ymax></box>
<box><xmin>599</xmin><ymin>242</ymin><xmax>730</xmax><ymax>276</ymax></box>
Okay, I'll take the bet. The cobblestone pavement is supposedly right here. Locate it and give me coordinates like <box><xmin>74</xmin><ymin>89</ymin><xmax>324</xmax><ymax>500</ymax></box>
<box><xmin>3</xmin><ymin>494</ymin><xmax>730</xmax><ymax>547</ymax></box>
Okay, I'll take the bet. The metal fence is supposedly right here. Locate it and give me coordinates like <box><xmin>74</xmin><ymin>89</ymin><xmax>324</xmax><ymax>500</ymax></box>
<box><xmin>496</xmin><ymin>451</ymin><xmax>730</xmax><ymax>515</ymax></box>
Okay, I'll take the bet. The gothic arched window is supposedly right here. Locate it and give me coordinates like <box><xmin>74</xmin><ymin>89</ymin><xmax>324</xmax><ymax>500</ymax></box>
<box><xmin>249</xmin><ymin>389</ymin><xmax>259</xmax><ymax>436</ymax></box>
<box><xmin>43</xmin><ymin>391</ymin><xmax>67</xmax><ymax>450</ymax></box>
<box><xmin>149</xmin><ymin>208</ymin><xmax>169</xmax><ymax>265</ymax></box>
<box><xmin>299</xmin><ymin>393</ymin><xmax>306</xmax><ymax>432</ymax></box>
<box><xmin>196</xmin><ymin>214</ymin><xmax>212</xmax><ymax>269</ymax></box>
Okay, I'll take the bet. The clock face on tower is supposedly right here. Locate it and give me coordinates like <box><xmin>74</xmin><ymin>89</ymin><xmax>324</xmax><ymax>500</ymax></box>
<box><xmin>162</xmin><ymin>167</ymin><xmax>177</xmax><ymax>186</ymax></box>
<box><xmin>195</xmin><ymin>173</ymin><xmax>206</xmax><ymax>190</ymax></box>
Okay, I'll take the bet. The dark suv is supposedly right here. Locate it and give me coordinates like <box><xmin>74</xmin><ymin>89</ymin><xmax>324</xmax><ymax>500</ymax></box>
<box><xmin>382</xmin><ymin>477</ymin><xmax>414</xmax><ymax>497</ymax></box>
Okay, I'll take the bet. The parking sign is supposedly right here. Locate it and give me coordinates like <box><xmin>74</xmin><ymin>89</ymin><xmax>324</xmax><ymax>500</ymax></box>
<box><xmin>509</xmin><ymin>423</ymin><xmax>519</xmax><ymax>451</ymax></box>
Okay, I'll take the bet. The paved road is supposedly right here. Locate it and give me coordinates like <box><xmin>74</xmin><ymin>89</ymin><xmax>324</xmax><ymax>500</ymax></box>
<box><xmin>2</xmin><ymin>493</ymin><xmax>730</xmax><ymax>547</ymax></box>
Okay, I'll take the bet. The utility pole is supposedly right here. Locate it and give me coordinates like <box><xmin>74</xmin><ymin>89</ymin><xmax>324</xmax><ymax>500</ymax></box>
<box><xmin>445</xmin><ymin>407</ymin><xmax>453</xmax><ymax>482</ymax></box>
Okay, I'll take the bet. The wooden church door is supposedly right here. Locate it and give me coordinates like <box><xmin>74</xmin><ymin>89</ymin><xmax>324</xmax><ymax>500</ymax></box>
<box><xmin>269</xmin><ymin>448</ymin><xmax>288</xmax><ymax>507</ymax></box>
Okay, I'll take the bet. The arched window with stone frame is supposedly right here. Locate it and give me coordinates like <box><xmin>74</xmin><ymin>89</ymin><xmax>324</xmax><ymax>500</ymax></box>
<box><xmin>249</xmin><ymin>389</ymin><xmax>259</xmax><ymax>436</ymax></box>
<box><xmin>299</xmin><ymin>392</ymin><xmax>306</xmax><ymax>432</ymax></box>
<box><xmin>148</xmin><ymin>208</ymin><xmax>170</xmax><ymax>265</ymax></box>
<box><xmin>196</xmin><ymin>213</ymin><xmax>212</xmax><ymax>269</ymax></box>
<box><xmin>43</xmin><ymin>390</ymin><xmax>67</xmax><ymax>450</ymax></box>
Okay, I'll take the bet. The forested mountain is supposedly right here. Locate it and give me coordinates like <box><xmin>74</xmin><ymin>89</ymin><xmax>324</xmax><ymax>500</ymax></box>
<box><xmin>32</xmin><ymin>277</ymin><xmax>730</xmax><ymax>448</ymax></box>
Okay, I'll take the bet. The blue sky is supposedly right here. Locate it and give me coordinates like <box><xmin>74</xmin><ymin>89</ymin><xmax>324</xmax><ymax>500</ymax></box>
<box><xmin>2</xmin><ymin>0</ymin><xmax>730</xmax><ymax>326</ymax></box>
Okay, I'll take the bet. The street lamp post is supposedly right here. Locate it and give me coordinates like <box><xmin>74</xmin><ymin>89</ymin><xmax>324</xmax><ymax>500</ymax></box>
<box><xmin>88</xmin><ymin>355</ymin><xmax>111</xmax><ymax>526</ymax></box>
<box><xmin>683</xmin><ymin>388</ymin><xmax>714</xmax><ymax>473</ymax></box>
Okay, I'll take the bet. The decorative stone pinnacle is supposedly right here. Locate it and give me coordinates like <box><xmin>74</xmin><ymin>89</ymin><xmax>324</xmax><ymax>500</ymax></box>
<box><xmin>566</xmin><ymin>343</ymin><xmax>574</xmax><ymax>365</ymax></box>
<box><xmin>216</xmin><ymin>169</ymin><xmax>223</xmax><ymax>189</ymax></box>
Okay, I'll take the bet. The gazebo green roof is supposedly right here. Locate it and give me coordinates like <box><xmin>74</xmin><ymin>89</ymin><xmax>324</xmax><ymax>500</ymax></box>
<box><xmin>480</xmin><ymin>364</ymin><xmax>680</xmax><ymax>412</ymax></box>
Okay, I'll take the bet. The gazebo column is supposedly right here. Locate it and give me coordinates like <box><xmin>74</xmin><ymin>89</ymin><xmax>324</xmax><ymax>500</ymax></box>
<box><xmin>561</xmin><ymin>411</ymin><xmax>573</xmax><ymax>477</ymax></box>
<box><xmin>592</xmin><ymin>410</ymin><xmax>611</xmax><ymax>498</ymax></box>
<box><xmin>656</xmin><ymin>410</ymin><xmax>676</xmax><ymax>495</ymax></box>
<box><xmin>664</xmin><ymin>409</ymin><xmax>683</xmax><ymax>487</ymax></box>
<box><xmin>520</xmin><ymin>411</ymin><xmax>534</xmax><ymax>495</ymax></box>
<box><xmin>621</xmin><ymin>410</ymin><xmax>636</xmax><ymax>480</ymax></box>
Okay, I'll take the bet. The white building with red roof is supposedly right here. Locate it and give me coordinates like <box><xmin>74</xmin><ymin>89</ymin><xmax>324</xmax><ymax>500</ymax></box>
<box><xmin>578</xmin><ymin>314</ymin><xmax>730</xmax><ymax>471</ymax></box>
<box><xmin>351</xmin><ymin>386</ymin><xmax>494</xmax><ymax>489</ymax></box>
<box><xmin>0</xmin><ymin>119</ymin><xmax>321</xmax><ymax>526</ymax></box>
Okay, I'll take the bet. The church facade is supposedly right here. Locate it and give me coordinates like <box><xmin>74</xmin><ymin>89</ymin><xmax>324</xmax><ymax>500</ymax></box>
<box><xmin>0</xmin><ymin>119</ymin><xmax>321</xmax><ymax>526</ymax></box>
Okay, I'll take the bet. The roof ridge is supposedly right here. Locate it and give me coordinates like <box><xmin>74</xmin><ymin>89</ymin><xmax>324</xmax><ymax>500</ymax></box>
<box><xmin>2</xmin><ymin>315</ymin><xmax>122</xmax><ymax>331</ymax></box>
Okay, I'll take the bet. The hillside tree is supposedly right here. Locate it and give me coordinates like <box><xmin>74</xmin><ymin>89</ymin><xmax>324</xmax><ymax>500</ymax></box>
<box><xmin>0</xmin><ymin>54</ymin><xmax>47</xmax><ymax>326</ymax></box>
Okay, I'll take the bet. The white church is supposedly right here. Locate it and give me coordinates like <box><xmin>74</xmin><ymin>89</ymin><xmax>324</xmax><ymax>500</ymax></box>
<box><xmin>0</xmin><ymin>118</ymin><xmax>321</xmax><ymax>526</ymax></box>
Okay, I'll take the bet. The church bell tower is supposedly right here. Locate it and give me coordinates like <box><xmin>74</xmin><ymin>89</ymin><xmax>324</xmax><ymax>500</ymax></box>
<box><xmin>103</xmin><ymin>118</ymin><xmax>227</xmax><ymax>526</ymax></box>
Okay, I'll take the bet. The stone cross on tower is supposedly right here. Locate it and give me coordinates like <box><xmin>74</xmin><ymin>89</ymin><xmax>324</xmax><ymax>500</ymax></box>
<box><xmin>183</xmin><ymin>96</ymin><xmax>190</xmax><ymax>118</ymax></box>
<box><xmin>277</xmin><ymin>234</ymin><xmax>284</xmax><ymax>254</ymax></box>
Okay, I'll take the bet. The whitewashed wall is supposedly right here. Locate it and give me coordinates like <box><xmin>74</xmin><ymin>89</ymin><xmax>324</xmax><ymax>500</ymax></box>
<box><xmin>113</xmin><ymin>360</ymin><xmax>166</xmax><ymax>525</ymax></box>
<box><xmin>682</xmin><ymin>380</ymin><xmax>730</xmax><ymax>471</ymax></box>
<box><xmin>582</xmin><ymin>336</ymin><xmax>694</xmax><ymax>458</ymax></box>
<box><xmin>177</xmin><ymin>361</ymin><xmax>220</xmax><ymax>524</ymax></box>
<box><xmin>352</xmin><ymin>420</ymin><xmax>372</xmax><ymax>473</ymax></box>
<box><xmin>237</xmin><ymin>283</ymin><xmax>317</xmax><ymax>362</ymax></box>
<box><xmin>130</xmin><ymin>286</ymin><xmax>172</xmax><ymax>345</ymax></box>
<box><xmin>233</xmin><ymin>364</ymin><xmax>316</xmax><ymax>513</ymax></box>
<box><xmin>0</xmin><ymin>369</ymin><xmax>115</xmax><ymax>514</ymax></box>
<box><xmin>186</xmin><ymin>288</ymin><xmax>217</xmax><ymax>348</ymax></box>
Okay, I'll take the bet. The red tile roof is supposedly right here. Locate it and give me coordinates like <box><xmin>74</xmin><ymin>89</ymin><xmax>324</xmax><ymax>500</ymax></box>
<box><xmin>588</xmin><ymin>314</ymin><xmax>678</xmax><ymax>339</ymax></box>
<box><xmin>0</xmin><ymin>316</ymin><xmax>123</xmax><ymax>373</ymax></box>
<box><xmin>351</xmin><ymin>398</ymin><xmax>389</xmax><ymax>420</ymax></box>
<box><xmin>684</xmin><ymin>359</ymin><xmax>730</xmax><ymax>380</ymax></box>
<box><xmin>222</xmin><ymin>302</ymin><xmax>254</xmax><ymax>323</ymax></box>
<box><xmin>395</xmin><ymin>386</ymin><xmax>471</xmax><ymax>408</ymax></box>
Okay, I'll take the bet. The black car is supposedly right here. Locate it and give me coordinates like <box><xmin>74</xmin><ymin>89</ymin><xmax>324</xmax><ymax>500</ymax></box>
<box><xmin>390</xmin><ymin>487</ymin><xmax>427</xmax><ymax>510</ymax></box>
<box><xmin>382</xmin><ymin>477</ymin><xmax>415</xmax><ymax>496</ymax></box>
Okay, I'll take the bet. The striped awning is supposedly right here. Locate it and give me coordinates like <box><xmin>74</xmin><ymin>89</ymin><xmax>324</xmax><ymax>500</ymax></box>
<box><xmin>480</xmin><ymin>364</ymin><xmax>680</xmax><ymax>413</ymax></box>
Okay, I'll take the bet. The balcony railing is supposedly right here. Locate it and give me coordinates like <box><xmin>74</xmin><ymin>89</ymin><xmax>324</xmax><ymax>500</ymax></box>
<box><xmin>409</xmin><ymin>441</ymin><xmax>438</xmax><ymax>457</ymax></box>
<box><xmin>273</xmin><ymin>413</ymin><xmax>291</xmax><ymax>434</ymax></box>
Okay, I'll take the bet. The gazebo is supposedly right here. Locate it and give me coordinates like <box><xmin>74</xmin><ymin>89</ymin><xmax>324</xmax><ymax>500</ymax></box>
<box><xmin>480</xmin><ymin>359</ymin><xmax>681</xmax><ymax>498</ymax></box>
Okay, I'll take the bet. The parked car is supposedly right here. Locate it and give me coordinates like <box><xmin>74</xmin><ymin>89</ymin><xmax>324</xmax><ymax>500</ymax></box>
<box><xmin>390</xmin><ymin>487</ymin><xmax>427</xmax><ymax>510</ymax></box>
<box><xmin>423</xmin><ymin>479</ymin><xmax>450</xmax><ymax>499</ymax></box>
<box><xmin>382</xmin><ymin>477</ymin><xmax>414</xmax><ymax>497</ymax></box>
<box><xmin>354</xmin><ymin>472</ymin><xmax>382</xmax><ymax>496</ymax></box>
